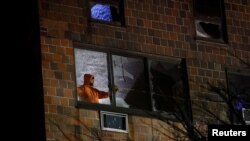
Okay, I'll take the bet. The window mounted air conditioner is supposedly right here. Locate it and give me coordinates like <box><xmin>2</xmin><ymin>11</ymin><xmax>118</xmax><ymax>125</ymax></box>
<box><xmin>100</xmin><ymin>111</ymin><xmax>128</xmax><ymax>133</ymax></box>
<box><xmin>242</xmin><ymin>108</ymin><xmax>250</xmax><ymax>124</ymax></box>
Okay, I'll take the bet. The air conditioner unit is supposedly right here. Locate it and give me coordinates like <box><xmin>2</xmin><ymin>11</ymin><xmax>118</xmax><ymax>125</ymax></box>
<box><xmin>242</xmin><ymin>108</ymin><xmax>250</xmax><ymax>124</ymax></box>
<box><xmin>100</xmin><ymin>111</ymin><xmax>128</xmax><ymax>133</ymax></box>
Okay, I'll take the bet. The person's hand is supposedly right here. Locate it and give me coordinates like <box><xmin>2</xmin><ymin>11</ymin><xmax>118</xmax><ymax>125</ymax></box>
<box><xmin>112</xmin><ymin>85</ymin><xmax>119</xmax><ymax>93</ymax></box>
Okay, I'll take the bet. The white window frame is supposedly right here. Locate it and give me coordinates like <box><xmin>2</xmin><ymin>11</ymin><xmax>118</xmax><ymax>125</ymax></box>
<box><xmin>100</xmin><ymin>111</ymin><xmax>128</xmax><ymax>133</ymax></box>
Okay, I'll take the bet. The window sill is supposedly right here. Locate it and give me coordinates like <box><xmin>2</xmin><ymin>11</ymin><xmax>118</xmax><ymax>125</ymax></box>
<box><xmin>194</xmin><ymin>36</ymin><xmax>228</xmax><ymax>45</ymax></box>
<box><xmin>76</xmin><ymin>101</ymin><xmax>181</xmax><ymax>121</ymax></box>
<box><xmin>89</xmin><ymin>19</ymin><xmax>125</xmax><ymax>27</ymax></box>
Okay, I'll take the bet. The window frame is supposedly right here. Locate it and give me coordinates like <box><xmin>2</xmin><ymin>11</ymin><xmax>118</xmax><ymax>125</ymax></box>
<box><xmin>88</xmin><ymin>0</ymin><xmax>125</xmax><ymax>26</ymax></box>
<box><xmin>193</xmin><ymin>0</ymin><xmax>228</xmax><ymax>43</ymax></box>
<box><xmin>73</xmin><ymin>43</ymin><xmax>192</xmax><ymax>119</ymax></box>
<box><xmin>225</xmin><ymin>67</ymin><xmax>250</xmax><ymax>124</ymax></box>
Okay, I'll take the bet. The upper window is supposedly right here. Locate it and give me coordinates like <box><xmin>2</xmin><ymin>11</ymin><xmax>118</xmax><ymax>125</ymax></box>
<box><xmin>226</xmin><ymin>68</ymin><xmax>250</xmax><ymax>124</ymax></box>
<box><xmin>74</xmin><ymin>48</ymin><xmax>191</xmax><ymax>117</ymax></box>
<box><xmin>89</xmin><ymin>0</ymin><xmax>125</xmax><ymax>26</ymax></box>
<box><xmin>193</xmin><ymin>0</ymin><xmax>228</xmax><ymax>43</ymax></box>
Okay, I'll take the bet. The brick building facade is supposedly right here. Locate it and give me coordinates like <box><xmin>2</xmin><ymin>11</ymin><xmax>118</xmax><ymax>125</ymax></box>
<box><xmin>39</xmin><ymin>0</ymin><xmax>250</xmax><ymax>140</ymax></box>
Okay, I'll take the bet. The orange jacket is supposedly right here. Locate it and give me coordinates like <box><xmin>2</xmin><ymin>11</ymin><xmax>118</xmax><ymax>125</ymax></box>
<box><xmin>77</xmin><ymin>74</ymin><xmax>109</xmax><ymax>103</ymax></box>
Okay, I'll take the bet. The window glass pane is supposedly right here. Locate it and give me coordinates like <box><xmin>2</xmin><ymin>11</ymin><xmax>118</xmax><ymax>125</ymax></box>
<box><xmin>74</xmin><ymin>48</ymin><xmax>110</xmax><ymax>105</ymax></box>
<box><xmin>149</xmin><ymin>60</ymin><xmax>187</xmax><ymax>113</ymax></box>
<box><xmin>112</xmin><ymin>55</ymin><xmax>149</xmax><ymax>110</ymax></box>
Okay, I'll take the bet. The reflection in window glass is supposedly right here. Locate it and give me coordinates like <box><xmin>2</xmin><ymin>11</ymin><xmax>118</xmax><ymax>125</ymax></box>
<box><xmin>74</xmin><ymin>49</ymin><xmax>110</xmax><ymax>105</ymax></box>
<box><xmin>149</xmin><ymin>60</ymin><xmax>187</xmax><ymax>113</ymax></box>
<box><xmin>112</xmin><ymin>55</ymin><xmax>149</xmax><ymax>110</ymax></box>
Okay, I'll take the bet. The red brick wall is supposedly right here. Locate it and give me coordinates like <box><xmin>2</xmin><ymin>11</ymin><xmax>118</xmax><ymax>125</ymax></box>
<box><xmin>39</xmin><ymin>0</ymin><xmax>250</xmax><ymax>140</ymax></box>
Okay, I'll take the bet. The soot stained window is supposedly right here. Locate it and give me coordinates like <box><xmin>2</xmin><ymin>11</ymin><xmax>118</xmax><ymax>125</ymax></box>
<box><xmin>193</xmin><ymin>0</ymin><xmax>228</xmax><ymax>43</ymax></box>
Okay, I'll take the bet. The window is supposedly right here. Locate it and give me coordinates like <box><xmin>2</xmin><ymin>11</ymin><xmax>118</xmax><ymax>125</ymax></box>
<box><xmin>193</xmin><ymin>0</ymin><xmax>228</xmax><ymax>43</ymax></box>
<box><xmin>74</xmin><ymin>48</ymin><xmax>190</xmax><ymax>117</ymax></box>
<box><xmin>226</xmin><ymin>68</ymin><xmax>250</xmax><ymax>124</ymax></box>
<box><xmin>149</xmin><ymin>59</ymin><xmax>189</xmax><ymax>114</ymax></box>
<box><xmin>89</xmin><ymin>0</ymin><xmax>125</xmax><ymax>26</ymax></box>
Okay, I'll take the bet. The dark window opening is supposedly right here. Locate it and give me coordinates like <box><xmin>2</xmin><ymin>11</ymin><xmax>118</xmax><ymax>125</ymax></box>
<box><xmin>110</xmin><ymin>6</ymin><xmax>120</xmax><ymax>21</ymax></box>
<box><xmin>227</xmin><ymin>72</ymin><xmax>250</xmax><ymax>109</ymax></box>
<box><xmin>196</xmin><ymin>21</ymin><xmax>221</xmax><ymax>39</ymax></box>
<box><xmin>112</xmin><ymin>55</ymin><xmax>149</xmax><ymax>110</ymax></box>
<box><xmin>89</xmin><ymin>0</ymin><xmax>125</xmax><ymax>26</ymax></box>
<box><xmin>149</xmin><ymin>60</ymin><xmax>189</xmax><ymax>115</ymax></box>
<box><xmin>193</xmin><ymin>0</ymin><xmax>227</xmax><ymax>43</ymax></box>
<box><xmin>194</xmin><ymin>0</ymin><xmax>221</xmax><ymax>18</ymax></box>
<box><xmin>226</xmin><ymin>69</ymin><xmax>250</xmax><ymax>124</ymax></box>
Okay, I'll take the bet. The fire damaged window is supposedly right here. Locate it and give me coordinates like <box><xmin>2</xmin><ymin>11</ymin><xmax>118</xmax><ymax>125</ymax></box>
<box><xmin>89</xmin><ymin>0</ymin><xmax>125</xmax><ymax>26</ymax></box>
<box><xmin>112</xmin><ymin>55</ymin><xmax>149</xmax><ymax>110</ymax></box>
<box><xmin>74</xmin><ymin>48</ymin><xmax>190</xmax><ymax>116</ymax></box>
<box><xmin>226</xmin><ymin>69</ymin><xmax>250</xmax><ymax>124</ymax></box>
<box><xmin>193</xmin><ymin>0</ymin><xmax>228</xmax><ymax>43</ymax></box>
<box><xmin>149</xmin><ymin>60</ymin><xmax>190</xmax><ymax>114</ymax></box>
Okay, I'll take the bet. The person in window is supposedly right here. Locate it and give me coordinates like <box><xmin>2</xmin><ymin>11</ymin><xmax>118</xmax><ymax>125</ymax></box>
<box><xmin>77</xmin><ymin>73</ymin><xmax>118</xmax><ymax>103</ymax></box>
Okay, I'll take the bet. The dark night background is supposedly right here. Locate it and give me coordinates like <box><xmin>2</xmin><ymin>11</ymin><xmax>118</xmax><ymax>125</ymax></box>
<box><xmin>4</xmin><ymin>0</ymin><xmax>46</xmax><ymax>140</ymax></box>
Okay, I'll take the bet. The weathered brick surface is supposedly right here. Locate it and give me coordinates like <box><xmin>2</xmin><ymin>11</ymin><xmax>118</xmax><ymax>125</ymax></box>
<box><xmin>39</xmin><ymin>0</ymin><xmax>250</xmax><ymax>140</ymax></box>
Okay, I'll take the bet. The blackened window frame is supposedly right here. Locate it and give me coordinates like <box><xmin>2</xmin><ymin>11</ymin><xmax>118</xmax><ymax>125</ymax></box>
<box><xmin>74</xmin><ymin>44</ymin><xmax>192</xmax><ymax>120</ymax></box>
<box><xmin>88</xmin><ymin>0</ymin><xmax>125</xmax><ymax>26</ymax></box>
<box><xmin>193</xmin><ymin>0</ymin><xmax>228</xmax><ymax>43</ymax></box>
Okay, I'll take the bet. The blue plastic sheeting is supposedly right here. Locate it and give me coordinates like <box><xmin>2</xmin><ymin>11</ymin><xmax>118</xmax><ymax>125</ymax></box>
<box><xmin>235</xmin><ymin>99</ymin><xmax>245</xmax><ymax>110</ymax></box>
<box><xmin>91</xmin><ymin>4</ymin><xmax>112</xmax><ymax>21</ymax></box>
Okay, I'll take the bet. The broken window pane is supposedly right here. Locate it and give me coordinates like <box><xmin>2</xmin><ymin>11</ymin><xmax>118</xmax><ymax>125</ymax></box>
<box><xmin>149</xmin><ymin>60</ymin><xmax>188</xmax><ymax>113</ymax></box>
<box><xmin>195</xmin><ymin>20</ymin><xmax>221</xmax><ymax>39</ymax></box>
<box><xmin>112</xmin><ymin>55</ymin><xmax>149</xmax><ymax>110</ymax></box>
<box><xmin>193</xmin><ymin>0</ymin><xmax>227</xmax><ymax>42</ymax></box>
